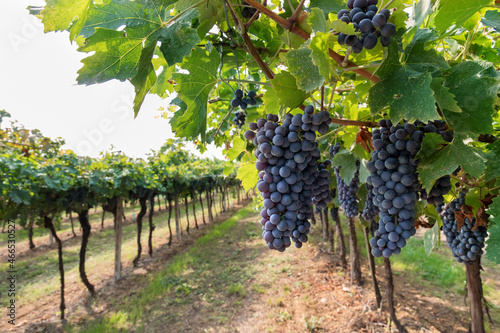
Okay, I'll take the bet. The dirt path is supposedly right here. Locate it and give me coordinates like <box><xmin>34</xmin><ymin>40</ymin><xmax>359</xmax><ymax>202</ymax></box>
<box><xmin>16</xmin><ymin>208</ymin><xmax>484</xmax><ymax>333</ymax></box>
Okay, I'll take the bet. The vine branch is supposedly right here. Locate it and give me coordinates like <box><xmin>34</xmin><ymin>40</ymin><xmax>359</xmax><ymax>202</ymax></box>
<box><xmin>243</xmin><ymin>0</ymin><xmax>380</xmax><ymax>83</ymax></box>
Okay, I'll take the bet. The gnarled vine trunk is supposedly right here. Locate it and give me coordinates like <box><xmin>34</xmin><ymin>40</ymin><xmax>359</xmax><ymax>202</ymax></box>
<box><xmin>184</xmin><ymin>195</ymin><xmax>190</xmax><ymax>234</ymax></box>
<box><xmin>323</xmin><ymin>209</ymin><xmax>334</xmax><ymax>253</ymax></box>
<box><xmin>363</xmin><ymin>226</ymin><xmax>381</xmax><ymax>308</ymax></box>
<box><xmin>148</xmin><ymin>196</ymin><xmax>155</xmax><ymax>257</ymax></box>
<box><xmin>384</xmin><ymin>257</ymin><xmax>407</xmax><ymax>333</ymax></box>
<box><xmin>333</xmin><ymin>208</ymin><xmax>347</xmax><ymax>268</ymax></box>
<box><xmin>347</xmin><ymin>216</ymin><xmax>362</xmax><ymax>285</ymax></box>
<box><xmin>466</xmin><ymin>260</ymin><xmax>485</xmax><ymax>333</ymax></box>
<box><xmin>114</xmin><ymin>198</ymin><xmax>123</xmax><ymax>281</ymax></box>
<box><xmin>44</xmin><ymin>216</ymin><xmax>65</xmax><ymax>319</ymax></box>
<box><xmin>77</xmin><ymin>210</ymin><xmax>95</xmax><ymax>295</ymax></box>
<box><xmin>192</xmin><ymin>193</ymin><xmax>199</xmax><ymax>229</ymax></box>
<box><xmin>133</xmin><ymin>198</ymin><xmax>147</xmax><ymax>266</ymax></box>
<box><xmin>28</xmin><ymin>223</ymin><xmax>35</xmax><ymax>250</ymax></box>
<box><xmin>69</xmin><ymin>211</ymin><xmax>76</xmax><ymax>237</ymax></box>
<box><xmin>167</xmin><ymin>198</ymin><xmax>173</xmax><ymax>246</ymax></box>
<box><xmin>174</xmin><ymin>195</ymin><xmax>181</xmax><ymax>240</ymax></box>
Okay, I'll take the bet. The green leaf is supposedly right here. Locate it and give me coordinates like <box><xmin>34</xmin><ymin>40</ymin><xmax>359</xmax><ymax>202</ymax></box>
<box><xmin>131</xmin><ymin>41</ymin><xmax>157</xmax><ymax>117</ymax></box>
<box><xmin>368</xmin><ymin>42</ymin><xmax>439</xmax><ymax>124</ymax></box>
<box><xmin>172</xmin><ymin>48</ymin><xmax>220</xmax><ymax>140</ymax></box>
<box><xmin>309</xmin><ymin>0</ymin><xmax>344</xmax><ymax>18</ymax></box>
<box><xmin>424</xmin><ymin>217</ymin><xmax>441</xmax><ymax>256</ymax></box>
<box><xmin>285</xmin><ymin>48</ymin><xmax>324</xmax><ymax>93</ymax></box>
<box><xmin>308</xmin><ymin>8</ymin><xmax>327</xmax><ymax>32</ymax></box>
<box><xmin>404</xmin><ymin>29</ymin><xmax>450</xmax><ymax>75</ymax></box>
<box><xmin>263</xmin><ymin>87</ymin><xmax>280</xmax><ymax>114</ymax></box>
<box><xmin>332</xmin><ymin>151</ymin><xmax>357</xmax><ymax>184</ymax></box>
<box><xmin>150</xmin><ymin>66</ymin><xmax>174</xmax><ymax>97</ymax></box>
<box><xmin>407</xmin><ymin>0</ymin><xmax>433</xmax><ymax>30</ymax></box>
<box><xmin>80</xmin><ymin>0</ymin><xmax>176</xmax><ymax>38</ymax></box>
<box><xmin>430</xmin><ymin>78</ymin><xmax>461</xmax><ymax>113</ymax></box>
<box><xmin>226</xmin><ymin>137</ymin><xmax>246</xmax><ymax>160</ymax></box>
<box><xmin>237</xmin><ymin>163</ymin><xmax>259</xmax><ymax>192</ymax></box>
<box><xmin>158</xmin><ymin>9</ymin><xmax>200</xmax><ymax>66</ymax></box>
<box><xmin>270</xmin><ymin>71</ymin><xmax>309</xmax><ymax>109</ymax></box>
<box><xmin>77</xmin><ymin>27</ymin><xmax>146</xmax><ymax>84</ymax></box>
<box><xmin>41</xmin><ymin>0</ymin><xmax>92</xmax><ymax>41</ymax></box>
<box><xmin>434</xmin><ymin>0</ymin><xmax>493</xmax><ymax>34</ymax></box>
<box><xmin>485</xmin><ymin>141</ymin><xmax>500</xmax><ymax>182</ymax></box>
<box><xmin>417</xmin><ymin>137</ymin><xmax>486</xmax><ymax>192</ymax></box>
<box><xmin>223</xmin><ymin>162</ymin><xmax>235</xmax><ymax>176</ymax></box>
<box><xmin>415</xmin><ymin>133</ymin><xmax>447</xmax><ymax>161</ymax></box>
<box><xmin>330</xmin><ymin>20</ymin><xmax>357</xmax><ymax>35</ymax></box>
<box><xmin>442</xmin><ymin>61</ymin><xmax>499</xmax><ymax>136</ymax></box>
<box><xmin>309</xmin><ymin>33</ymin><xmax>334</xmax><ymax>82</ymax></box>
<box><xmin>482</xmin><ymin>10</ymin><xmax>500</xmax><ymax>31</ymax></box>
<box><xmin>485</xmin><ymin>196</ymin><xmax>500</xmax><ymax>264</ymax></box>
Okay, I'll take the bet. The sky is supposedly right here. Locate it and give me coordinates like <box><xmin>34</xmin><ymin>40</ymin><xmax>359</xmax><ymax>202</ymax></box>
<box><xmin>0</xmin><ymin>1</ymin><xmax>224</xmax><ymax>160</ymax></box>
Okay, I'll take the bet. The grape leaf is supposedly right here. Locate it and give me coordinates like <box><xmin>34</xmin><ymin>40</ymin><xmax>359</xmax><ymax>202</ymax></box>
<box><xmin>485</xmin><ymin>195</ymin><xmax>500</xmax><ymax>264</ymax></box>
<box><xmin>285</xmin><ymin>48</ymin><xmax>324</xmax><ymax>93</ymax></box>
<box><xmin>77</xmin><ymin>27</ymin><xmax>145</xmax><ymax>84</ymax></box>
<box><xmin>309</xmin><ymin>33</ymin><xmax>334</xmax><ymax>83</ymax></box>
<box><xmin>330</xmin><ymin>20</ymin><xmax>357</xmax><ymax>35</ymax></box>
<box><xmin>80</xmin><ymin>0</ymin><xmax>176</xmax><ymax>38</ymax></box>
<box><xmin>415</xmin><ymin>133</ymin><xmax>447</xmax><ymax>161</ymax></box>
<box><xmin>308</xmin><ymin>8</ymin><xmax>327</xmax><ymax>33</ymax></box>
<box><xmin>172</xmin><ymin>48</ymin><xmax>220</xmax><ymax>141</ymax></box>
<box><xmin>226</xmin><ymin>137</ymin><xmax>246</xmax><ymax>160</ymax></box>
<box><xmin>434</xmin><ymin>0</ymin><xmax>493</xmax><ymax>34</ymax></box>
<box><xmin>309</xmin><ymin>0</ymin><xmax>344</xmax><ymax>18</ymax></box>
<box><xmin>417</xmin><ymin>137</ymin><xmax>486</xmax><ymax>192</ymax></box>
<box><xmin>407</xmin><ymin>0</ymin><xmax>433</xmax><ymax>30</ymax></box>
<box><xmin>368</xmin><ymin>42</ymin><xmax>439</xmax><ymax>124</ymax></box>
<box><xmin>424</xmin><ymin>218</ymin><xmax>441</xmax><ymax>256</ymax></box>
<box><xmin>404</xmin><ymin>29</ymin><xmax>449</xmax><ymax>75</ymax></box>
<box><xmin>430</xmin><ymin>78</ymin><xmax>462</xmax><ymax>113</ymax></box>
<box><xmin>41</xmin><ymin>0</ymin><xmax>92</xmax><ymax>41</ymax></box>
<box><xmin>270</xmin><ymin>71</ymin><xmax>310</xmax><ymax>109</ymax></box>
<box><xmin>158</xmin><ymin>9</ymin><xmax>200</xmax><ymax>66</ymax></box>
<box><xmin>263</xmin><ymin>87</ymin><xmax>280</xmax><ymax>115</ymax></box>
<box><xmin>332</xmin><ymin>151</ymin><xmax>358</xmax><ymax>184</ymax></box>
<box><xmin>442</xmin><ymin>61</ymin><xmax>499</xmax><ymax>136</ymax></box>
<box><xmin>131</xmin><ymin>41</ymin><xmax>157</xmax><ymax>117</ymax></box>
<box><xmin>237</xmin><ymin>163</ymin><xmax>259</xmax><ymax>192</ymax></box>
<box><xmin>482</xmin><ymin>10</ymin><xmax>500</xmax><ymax>31</ymax></box>
<box><xmin>484</xmin><ymin>141</ymin><xmax>500</xmax><ymax>182</ymax></box>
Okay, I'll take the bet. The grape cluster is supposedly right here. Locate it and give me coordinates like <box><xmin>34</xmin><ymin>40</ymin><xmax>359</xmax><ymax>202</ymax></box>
<box><xmin>441</xmin><ymin>193</ymin><xmax>488</xmax><ymax>264</ymax></box>
<box><xmin>367</xmin><ymin>120</ymin><xmax>421</xmax><ymax>258</ymax></box>
<box><xmin>337</xmin><ymin>0</ymin><xmax>396</xmax><ymax>53</ymax></box>
<box><xmin>330</xmin><ymin>143</ymin><xmax>360</xmax><ymax>218</ymax></box>
<box><xmin>231</xmin><ymin>89</ymin><xmax>257</xmax><ymax>110</ymax></box>
<box><xmin>241</xmin><ymin>1</ymin><xmax>258</xmax><ymax>18</ymax></box>
<box><xmin>362</xmin><ymin>183</ymin><xmax>379</xmax><ymax>221</ymax></box>
<box><xmin>330</xmin><ymin>206</ymin><xmax>339</xmax><ymax>221</ymax></box>
<box><xmin>233</xmin><ymin>110</ymin><xmax>246</xmax><ymax>128</ymax></box>
<box><xmin>244</xmin><ymin>106</ymin><xmax>332</xmax><ymax>251</ymax></box>
<box><xmin>312</xmin><ymin>159</ymin><xmax>333</xmax><ymax>209</ymax></box>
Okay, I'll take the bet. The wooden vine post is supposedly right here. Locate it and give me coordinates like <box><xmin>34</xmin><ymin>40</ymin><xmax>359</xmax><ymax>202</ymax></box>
<box><xmin>114</xmin><ymin>197</ymin><xmax>124</xmax><ymax>281</ymax></box>
<box><xmin>466</xmin><ymin>260</ymin><xmax>485</xmax><ymax>333</ymax></box>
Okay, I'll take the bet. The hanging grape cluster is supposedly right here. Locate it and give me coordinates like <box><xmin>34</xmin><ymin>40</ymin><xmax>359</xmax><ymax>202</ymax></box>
<box><xmin>441</xmin><ymin>193</ymin><xmax>488</xmax><ymax>264</ymax></box>
<box><xmin>336</xmin><ymin>0</ymin><xmax>396</xmax><ymax>53</ymax></box>
<box><xmin>244</xmin><ymin>105</ymin><xmax>333</xmax><ymax>251</ymax></box>
<box><xmin>362</xmin><ymin>183</ymin><xmax>379</xmax><ymax>221</ymax></box>
<box><xmin>312</xmin><ymin>159</ymin><xmax>333</xmax><ymax>209</ymax></box>
<box><xmin>231</xmin><ymin>89</ymin><xmax>257</xmax><ymax>110</ymax></box>
<box><xmin>330</xmin><ymin>143</ymin><xmax>360</xmax><ymax>218</ymax></box>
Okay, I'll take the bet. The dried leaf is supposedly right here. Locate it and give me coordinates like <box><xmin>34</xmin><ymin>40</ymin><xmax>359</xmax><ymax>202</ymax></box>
<box><xmin>455</xmin><ymin>204</ymin><xmax>474</xmax><ymax>231</ymax></box>
<box><xmin>356</xmin><ymin>127</ymin><xmax>373</xmax><ymax>153</ymax></box>
<box><xmin>474</xmin><ymin>206</ymin><xmax>489</xmax><ymax>230</ymax></box>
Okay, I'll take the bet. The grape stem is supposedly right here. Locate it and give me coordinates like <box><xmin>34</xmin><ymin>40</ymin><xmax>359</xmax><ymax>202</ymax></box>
<box><xmin>244</xmin><ymin>0</ymin><xmax>267</xmax><ymax>30</ymax></box>
<box><xmin>379</xmin><ymin>0</ymin><xmax>396</xmax><ymax>12</ymax></box>
<box><xmin>342</xmin><ymin>48</ymin><xmax>352</xmax><ymax>67</ymax></box>
<box><xmin>243</xmin><ymin>0</ymin><xmax>381</xmax><ymax>83</ymax></box>
<box><xmin>330</xmin><ymin>118</ymin><xmax>378</xmax><ymax>127</ymax></box>
<box><xmin>214</xmin><ymin>106</ymin><xmax>235</xmax><ymax>138</ymax></box>
<box><xmin>223</xmin><ymin>78</ymin><xmax>272</xmax><ymax>86</ymax></box>
<box><xmin>288</xmin><ymin>0</ymin><xmax>306</xmax><ymax>25</ymax></box>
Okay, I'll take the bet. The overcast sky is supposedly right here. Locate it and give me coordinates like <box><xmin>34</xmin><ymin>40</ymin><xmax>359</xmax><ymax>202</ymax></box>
<box><xmin>0</xmin><ymin>0</ymin><xmax>224</xmax><ymax>160</ymax></box>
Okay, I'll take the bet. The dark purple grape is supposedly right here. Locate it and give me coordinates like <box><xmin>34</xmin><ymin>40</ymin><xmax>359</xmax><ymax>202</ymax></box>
<box><xmin>235</xmin><ymin>89</ymin><xmax>243</xmax><ymax>99</ymax></box>
<box><xmin>248</xmin><ymin>90</ymin><xmax>256</xmax><ymax>98</ymax></box>
<box><xmin>380</xmin><ymin>8</ymin><xmax>391</xmax><ymax>20</ymax></box>
<box><xmin>345</xmin><ymin>35</ymin><xmax>358</xmax><ymax>46</ymax></box>
<box><xmin>337</xmin><ymin>9</ymin><xmax>350</xmax><ymax>19</ymax></box>
<box><xmin>359</xmin><ymin>19</ymin><xmax>373</xmax><ymax>32</ymax></box>
<box><xmin>353</xmin><ymin>0</ymin><xmax>368</xmax><ymax>9</ymax></box>
<box><xmin>337</xmin><ymin>33</ymin><xmax>347</xmax><ymax>45</ymax></box>
<box><xmin>352</xmin><ymin>40</ymin><xmax>363</xmax><ymax>53</ymax></box>
<box><xmin>347</xmin><ymin>0</ymin><xmax>354</xmax><ymax>9</ymax></box>
<box><xmin>372</xmin><ymin>13</ymin><xmax>387</xmax><ymax>28</ymax></box>
<box><xmin>381</xmin><ymin>35</ymin><xmax>391</xmax><ymax>47</ymax></box>
<box><xmin>352</xmin><ymin>12</ymin><xmax>366</xmax><ymax>24</ymax></box>
<box><xmin>380</xmin><ymin>23</ymin><xmax>396</xmax><ymax>37</ymax></box>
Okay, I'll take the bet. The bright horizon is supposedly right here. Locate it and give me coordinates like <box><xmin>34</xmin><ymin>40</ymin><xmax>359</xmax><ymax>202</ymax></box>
<box><xmin>0</xmin><ymin>0</ymin><xmax>225</xmax><ymax>160</ymax></box>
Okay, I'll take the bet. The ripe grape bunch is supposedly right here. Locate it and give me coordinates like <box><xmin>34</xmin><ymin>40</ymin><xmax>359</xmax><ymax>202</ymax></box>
<box><xmin>367</xmin><ymin>119</ymin><xmax>421</xmax><ymax>258</ymax></box>
<box><xmin>336</xmin><ymin>0</ymin><xmax>396</xmax><ymax>53</ymax></box>
<box><xmin>233</xmin><ymin>111</ymin><xmax>247</xmax><ymax>128</ymax></box>
<box><xmin>441</xmin><ymin>193</ymin><xmax>488</xmax><ymax>264</ymax></box>
<box><xmin>241</xmin><ymin>1</ymin><xmax>258</xmax><ymax>18</ymax></box>
<box><xmin>362</xmin><ymin>183</ymin><xmax>379</xmax><ymax>221</ymax></box>
<box><xmin>231</xmin><ymin>88</ymin><xmax>257</xmax><ymax>111</ymax></box>
<box><xmin>312</xmin><ymin>159</ymin><xmax>333</xmax><ymax>209</ymax></box>
<box><xmin>244</xmin><ymin>106</ymin><xmax>332</xmax><ymax>251</ymax></box>
<box><xmin>330</xmin><ymin>143</ymin><xmax>360</xmax><ymax>218</ymax></box>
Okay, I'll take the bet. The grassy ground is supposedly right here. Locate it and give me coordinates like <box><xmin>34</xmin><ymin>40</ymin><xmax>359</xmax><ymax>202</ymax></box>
<box><xmin>0</xmin><ymin>192</ymin><xmax>235</xmax><ymax>310</ymax></box>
